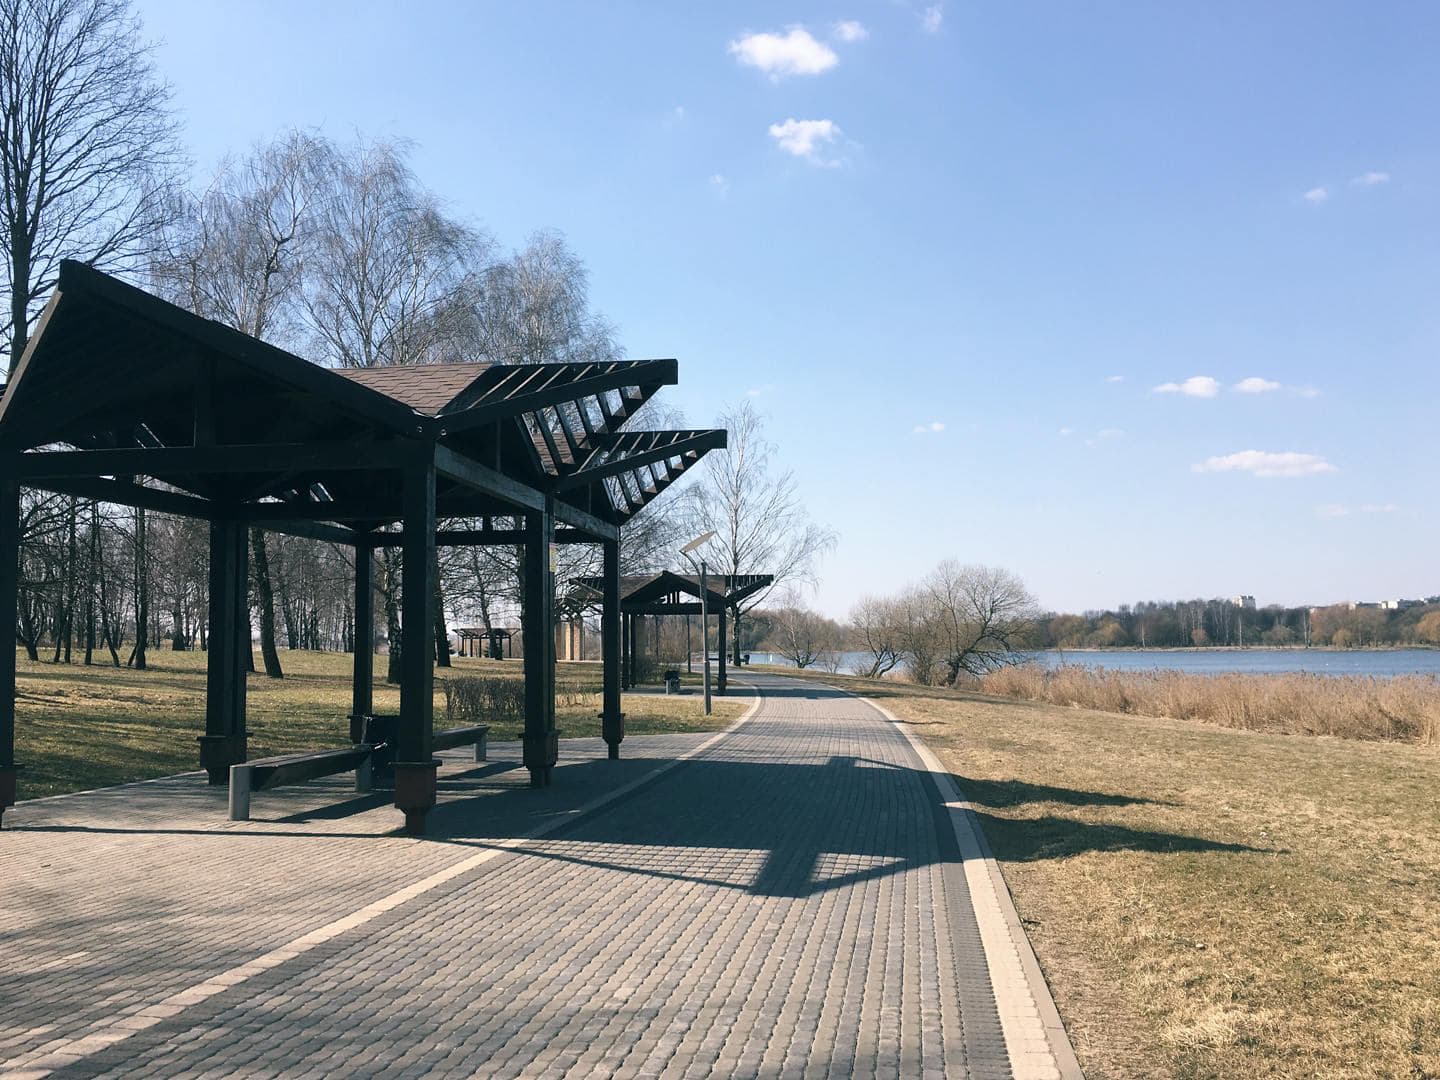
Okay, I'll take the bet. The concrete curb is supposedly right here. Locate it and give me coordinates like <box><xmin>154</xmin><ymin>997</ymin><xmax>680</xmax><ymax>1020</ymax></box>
<box><xmin>832</xmin><ymin>683</ymin><xmax>1086</xmax><ymax>1080</ymax></box>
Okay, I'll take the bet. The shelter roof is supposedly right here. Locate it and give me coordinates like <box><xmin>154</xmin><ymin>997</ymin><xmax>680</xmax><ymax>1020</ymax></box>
<box><xmin>337</xmin><ymin>363</ymin><xmax>495</xmax><ymax>415</ymax></box>
<box><xmin>0</xmin><ymin>262</ymin><xmax>725</xmax><ymax>538</ymax></box>
<box><xmin>572</xmin><ymin>571</ymin><xmax>774</xmax><ymax>609</ymax></box>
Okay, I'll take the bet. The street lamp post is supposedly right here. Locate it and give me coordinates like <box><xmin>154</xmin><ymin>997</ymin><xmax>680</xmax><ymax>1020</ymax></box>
<box><xmin>681</xmin><ymin>531</ymin><xmax>716</xmax><ymax>715</ymax></box>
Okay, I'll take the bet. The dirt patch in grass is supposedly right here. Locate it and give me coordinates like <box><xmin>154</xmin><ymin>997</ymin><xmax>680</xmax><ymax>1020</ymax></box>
<box><xmin>13</xmin><ymin>649</ymin><xmax>741</xmax><ymax>799</ymax></box>
<box><xmin>759</xmin><ymin>667</ymin><xmax>1440</xmax><ymax>1080</ymax></box>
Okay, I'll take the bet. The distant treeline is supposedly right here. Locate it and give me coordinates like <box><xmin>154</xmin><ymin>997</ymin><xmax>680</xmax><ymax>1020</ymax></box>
<box><xmin>1035</xmin><ymin>599</ymin><xmax>1440</xmax><ymax>649</ymax></box>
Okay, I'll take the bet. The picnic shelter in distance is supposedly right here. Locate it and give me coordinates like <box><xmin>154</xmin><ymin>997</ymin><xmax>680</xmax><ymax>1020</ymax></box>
<box><xmin>0</xmin><ymin>261</ymin><xmax>726</xmax><ymax>833</ymax></box>
<box><xmin>571</xmin><ymin>571</ymin><xmax>773</xmax><ymax>693</ymax></box>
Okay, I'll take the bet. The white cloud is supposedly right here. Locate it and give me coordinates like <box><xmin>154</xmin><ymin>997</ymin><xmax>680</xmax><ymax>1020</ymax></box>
<box><xmin>1193</xmin><ymin>450</ymin><xmax>1337</xmax><ymax>479</ymax></box>
<box><xmin>1234</xmin><ymin>376</ymin><xmax>1281</xmax><ymax>394</ymax></box>
<box><xmin>1317</xmin><ymin>502</ymin><xmax>1399</xmax><ymax>518</ymax></box>
<box><xmin>1297</xmin><ymin>386</ymin><xmax>1322</xmax><ymax>399</ymax></box>
<box><xmin>1153</xmin><ymin>375</ymin><xmax>1220</xmax><ymax>398</ymax></box>
<box><xmin>709</xmin><ymin>174</ymin><xmax>729</xmax><ymax>198</ymax></box>
<box><xmin>768</xmin><ymin>118</ymin><xmax>842</xmax><ymax>164</ymax></box>
<box><xmin>746</xmin><ymin>382</ymin><xmax>774</xmax><ymax>398</ymax></box>
<box><xmin>1302</xmin><ymin>186</ymin><xmax>1328</xmax><ymax>205</ymax></box>
<box><xmin>665</xmin><ymin>105</ymin><xmax>686</xmax><ymax>127</ymax></box>
<box><xmin>1351</xmin><ymin>171</ymin><xmax>1390</xmax><ymax>187</ymax></box>
<box><xmin>1058</xmin><ymin>427</ymin><xmax>1074</xmax><ymax>436</ymax></box>
<box><xmin>1105</xmin><ymin>375</ymin><xmax>1125</xmax><ymax>384</ymax></box>
<box><xmin>1097</xmin><ymin>428</ymin><xmax>1124</xmax><ymax>439</ymax></box>
<box><xmin>833</xmin><ymin>20</ymin><xmax>868</xmax><ymax>42</ymax></box>
<box><xmin>920</xmin><ymin>4</ymin><xmax>944</xmax><ymax>33</ymax></box>
<box><xmin>730</xmin><ymin>27</ymin><xmax>837</xmax><ymax>78</ymax></box>
<box><xmin>913</xmin><ymin>420</ymin><xmax>945</xmax><ymax>434</ymax></box>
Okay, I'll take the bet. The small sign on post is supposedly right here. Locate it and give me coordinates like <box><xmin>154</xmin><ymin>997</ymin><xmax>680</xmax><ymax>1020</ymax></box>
<box><xmin>549</xmin><ymin>543</ymin><xmax>559</xmax><ymax>574</ymax></box>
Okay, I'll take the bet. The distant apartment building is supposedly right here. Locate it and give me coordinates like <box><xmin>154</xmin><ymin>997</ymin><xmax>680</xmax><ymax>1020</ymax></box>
<box><xmin>1231</xmin><ymin>595</ymin><xmax>1257</xmax><ymax>610</ymax></box>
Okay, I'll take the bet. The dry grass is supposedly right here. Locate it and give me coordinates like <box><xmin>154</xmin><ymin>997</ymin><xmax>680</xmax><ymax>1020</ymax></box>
<box><xmin>756</xmin><ymin>665</ymin><xmax>1440</xmax><ymax>1080</ymax></box>
<box><xmin>974</xmin><ymin>664</ymin><xmax>1440</xmax><ymax>744</ymax></box>
<box><xmin>12</xmin><ymin>648</ymin><xmax>742</xmax><ymax>799</ymax></box>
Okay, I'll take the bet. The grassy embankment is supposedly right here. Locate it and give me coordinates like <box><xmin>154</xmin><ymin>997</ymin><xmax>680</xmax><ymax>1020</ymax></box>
<box><xmin>758</xmin><ymin>664</ymin><xmax>1440</xmax><ymax>1080</ymax></box>
<box><xmin>12</xmin><ymin>648</ymin><xmax>742</xmax><ymax>800</ymax></box>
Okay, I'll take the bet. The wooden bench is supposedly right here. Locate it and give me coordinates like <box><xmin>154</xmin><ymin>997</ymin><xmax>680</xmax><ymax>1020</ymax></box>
<box><xmin>228</xmin><ymin>745</ymin><xmax>373</xmax><ymax>821</ymax></box>
<box><xmin>432</xmin><ymin>724</ymin><xmax>489</xmax><ymax>762</ymax></box>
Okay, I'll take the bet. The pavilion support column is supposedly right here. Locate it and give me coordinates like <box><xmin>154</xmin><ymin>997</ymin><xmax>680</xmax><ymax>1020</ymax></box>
<box><xmin>601</xmin><ymin>538</ymin><xmax>624</xmax><ymax>760</ymax></box>
<box><xmin>0</xmin><ymin>474</ymin><xmax>21</xmax><ymax>826</ymax></box>
<box><xmin>522</xmin><ymin>498</ymin><xmax>557</xmax><ymax>787</ymax></box>
<box><xmin>620</xmin><ymin>612</ymin><xmax>630</xmax><ymax>690</ymax></box>
<box><xmin>395</xmin><ymin>455</ymin><xmax>437</xmax><ymax>835</ymax></box>
<box><xmin>717</xmin><ymin>603</ymin><xmax>728</xmax><ymax>696</ymax></box>
<box><xmin>349</xmin><ymin>539</ymin><xmax>374</xmax><ymax>744</ymax></box>
<box><xmin>200</xmin><ymin>519</ymin><xmax>247</xmax><ymax>783</ymax></box>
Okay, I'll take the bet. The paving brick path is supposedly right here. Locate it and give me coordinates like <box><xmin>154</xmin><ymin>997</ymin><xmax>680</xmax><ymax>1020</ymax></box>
<box><xmin>0</xmin><ymin>674</ymin><xmax>1070</xmax><ymax>1079</ymax></box>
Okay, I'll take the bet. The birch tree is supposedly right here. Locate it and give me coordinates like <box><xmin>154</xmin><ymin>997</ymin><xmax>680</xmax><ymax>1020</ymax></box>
<box><xmin>0</xmin><ymin>0</ymin><xmax>183</xmax><ymax>372</ymax></box>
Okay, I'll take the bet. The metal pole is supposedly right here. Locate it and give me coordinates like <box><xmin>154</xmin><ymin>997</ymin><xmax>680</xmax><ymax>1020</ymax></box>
<box><xmin>700</xmin><ymin>558</ymin><xmax>711</xmax><ymax>715</ymax></box>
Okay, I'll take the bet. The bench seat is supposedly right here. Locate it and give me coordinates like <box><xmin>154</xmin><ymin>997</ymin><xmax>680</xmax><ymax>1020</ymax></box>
<box><xmin>229</xmin><ymin>745</ymin><xmax>373</xmax><ymax>821</ymax></box>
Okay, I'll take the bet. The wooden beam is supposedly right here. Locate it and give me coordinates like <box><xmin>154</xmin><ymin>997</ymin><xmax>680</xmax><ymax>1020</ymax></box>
<box><xmin>553</xmin><ymin>499</ymin><xmax>619</xmax><ymax>541</ymax></box>
<box><xmin>522</xmin><ymin>497</ymin><xmax>558</xmax><ymax>787</ymax></box>
<box><xmin>369</xmin><ymin>527</ymin><xmax>596</xmax><ymax>548</ymax></box>
<box><xmin>394</xmin><ymin>453</ymin><xmax>438</xmax><ymax>835</ymax></box>
<box><xmin>434</xmin><ymin>443</ymin><xmax>544</xmax><ymax>512</ymax></box>
<box><xmin>602</xmin><ymin>538</ymin><xmax>623</xmax><ymax>758</ymax></box>
<box><xmin>27</xmin><ymin>476</ymin><xmax>214</xmax><ymax>519</ymax></box>
<box><xmin>351</xmin><ymin>539</ymin><xmax>375</xmax><ymax>730</ymax></box>
<box><xmin>557</xmin><ymin>430</ymin><xmax>727</xmax><ymax>492</ymax></box>
<box><xmin>437</xmin><ymin>360</ymin><xmax>678</xmax><ymax>435</ymax></box>
<box><xmin>13</xmin><ymin>441</ymin><xmax>415</xmax><ymax>480</ymax></box>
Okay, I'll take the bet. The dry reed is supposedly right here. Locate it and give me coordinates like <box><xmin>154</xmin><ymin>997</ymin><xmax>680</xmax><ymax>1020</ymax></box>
<box><xmin>973</xmin><ymin>664</ymin><xmax>1440</xmax><ymax>744</ymax></box>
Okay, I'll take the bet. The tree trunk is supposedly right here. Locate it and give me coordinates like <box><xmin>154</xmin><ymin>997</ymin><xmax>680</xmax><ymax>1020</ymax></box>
<box><xmin>432</xmin><ymin>552</ymin><xmax>450</xmax><ymax>667</ymax></box>
<box><xmin>83</xmin><ymin>501</ymin><xmax>97</xmax><ymax>665</ymax></box>
<box><xmin>128</xmin><ymin>506</ymin><xmax>148</xmax><ymax>669</ymax></box>
<box><xmin>249</xmin><ymin>527</ymin><xmax>283</xmax><ymax>678</ymax></box>
<box><xmin>382</xmin><ymin>546</ymin><xmax>402</xmax><ymax>684</ymax></box>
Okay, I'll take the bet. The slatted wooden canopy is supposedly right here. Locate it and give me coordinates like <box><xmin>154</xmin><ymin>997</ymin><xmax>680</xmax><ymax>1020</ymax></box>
<box><xmin>0</xmin><ymin>262</ymin><xmax>725</xmax><ymax>833</ymax></box>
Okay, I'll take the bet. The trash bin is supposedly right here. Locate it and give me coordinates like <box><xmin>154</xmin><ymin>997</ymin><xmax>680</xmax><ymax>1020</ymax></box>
<box><xmin>664</xmin><ymin>669</ymin><xmax>681</xmax><ymax>694</ymax></box>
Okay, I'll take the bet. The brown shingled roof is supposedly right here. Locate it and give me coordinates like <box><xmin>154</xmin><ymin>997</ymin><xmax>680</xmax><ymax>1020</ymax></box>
<box><xmin>336</xmin><ymin>362</ymin><xmax>494</xmax><ymax>415</ymax></box>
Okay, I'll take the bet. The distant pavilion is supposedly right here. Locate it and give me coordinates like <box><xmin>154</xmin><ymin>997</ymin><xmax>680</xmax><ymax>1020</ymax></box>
<box><xmin>572</xmin><ymin>571</ymin><xmax>773</xmax><ymax>692</ymax></box>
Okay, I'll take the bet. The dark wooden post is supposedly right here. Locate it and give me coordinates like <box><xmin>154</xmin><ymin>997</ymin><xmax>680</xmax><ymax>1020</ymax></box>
<box><xmin>349</xmin><ymin>538</ymin><xmax>374</xmax><ymax>743</ymax></box>
<box><xmin>394</xmin><ymin>455</ymin><xmax>437</xmax><ymax>834</ymax></box>
<box><xmin>620</xmin><ymin>612</ymin><xmax>630</xmax><ymax>690</ymax></box>
<box><xmin>199</xmin><ymin>519</ymin><xmax>247</xmax><ymax>783</ymax></box>
<box><xmin>231</xmin><ymin>521</ymin><xmax>249</xmax><ymax>740</ymax></box>
<box><xmin>0</xmin><ymin>473</ymin><xmax>20</xmax><ymax>825</ymax></box>
<box><xmin>717</xmin><ymin>600</ymin><xmax>728</xmax><ymax>695</ymax></box>
<box><xmin>601</xmin><ymin>537</ymin><xmax>623</xmax><ymax>759</ymax></box>
<box><xmin>522</xmin><ymin>497</ymin><xmax>557</xmax><ymax>786</ymax></box>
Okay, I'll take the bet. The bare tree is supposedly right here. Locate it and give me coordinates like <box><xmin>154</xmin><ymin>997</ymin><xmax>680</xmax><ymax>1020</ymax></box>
<box><xmin>304</xmin><ymin>137</ymin><xmax>486</xmax><ymax>368</ymax></box>
<box><xmin>768</xmin><ymin>597</ymin><xmax>842</xmax><ymax>670</ymax></box>
<box><xmin>0</xmin><ymin>0</ymin><xmax>183</xmax><ymax>372</ymax></box>
<box><xmin>684</xmin><ymin>400</ymin><xmax>836</xmax><ymax>663</ymax></box>
<box><xmin>917</xmin><ymin>562</ymin><xmax>1039</xmax><ymax>684</ymax></box>
<box><xmin>850</xmin><ymin>594</ymin><xmax>905</xmax><ymax>679</ymax></box>
<box><xmin>457</xmin><ymin>229</ymin><xmax>619</xmax><ymax>365</ymax></box>
<box><xmin>151</xmin><ymin>130</ymin><xmax>336</xmax><ymax>678</ymax></box>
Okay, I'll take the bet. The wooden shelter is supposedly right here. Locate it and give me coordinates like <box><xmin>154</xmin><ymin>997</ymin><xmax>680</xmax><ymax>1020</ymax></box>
<box><xmin>572</xmin><ymin>571</ymin><xmax>773</xmax><ymax>693</ymax></box>
<box><xmin>454</xmin><ymin>626</ymin><xmax>518</xmax><ymax>659</ymax></box>
<box><xmin>0</xmin><ymin>262</ymin><xmax>725</xmax><ymax>833</ymax></box>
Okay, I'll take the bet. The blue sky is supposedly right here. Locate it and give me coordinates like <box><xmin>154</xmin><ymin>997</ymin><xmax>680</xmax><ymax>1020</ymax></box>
<box><xmin>136</xmin><ymin>0</ymin><xmax>1439</xmax><ymax>617</ymax></box>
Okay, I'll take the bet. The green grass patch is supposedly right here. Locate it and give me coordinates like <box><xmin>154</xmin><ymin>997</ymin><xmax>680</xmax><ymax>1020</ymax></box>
<box><xmin>13</xmin><ymin>648</ymin><xmax>743</xmax><ymax>799</ymax></box>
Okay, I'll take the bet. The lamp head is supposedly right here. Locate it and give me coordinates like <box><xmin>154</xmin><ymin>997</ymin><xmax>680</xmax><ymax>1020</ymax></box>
<box><xmin>680</xmin><ymin>531</ymin><xmax>716</xmax><ymax>555</ymax></box>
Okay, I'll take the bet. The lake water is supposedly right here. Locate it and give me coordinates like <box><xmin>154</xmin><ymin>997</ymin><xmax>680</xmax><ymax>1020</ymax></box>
<box><xmin>746</xmin><ymin>648</ymin><xmax>1440</xmax><ymax>678</ymax></box>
